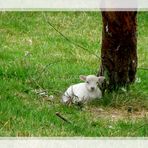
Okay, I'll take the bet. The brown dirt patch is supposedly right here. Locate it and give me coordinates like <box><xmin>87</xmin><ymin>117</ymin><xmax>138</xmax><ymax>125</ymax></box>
<box><xmin>88</xmin><ymin>107</ymin><xmax>148</xmax><ymax>121</ymax></box>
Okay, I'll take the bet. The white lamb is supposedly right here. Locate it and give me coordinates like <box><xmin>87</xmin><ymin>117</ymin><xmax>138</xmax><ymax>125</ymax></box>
<box><xmin>61</xmin><ymin>75</ymin><xmax>105</xmax><ymax>104</ymax></box>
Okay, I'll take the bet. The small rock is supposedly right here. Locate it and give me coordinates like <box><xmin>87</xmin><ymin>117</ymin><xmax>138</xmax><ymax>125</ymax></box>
<box><xmin>39</xmin><ymin>92</ymin><xmax>46</xmax><ymax>96</ymax></box>
<box><xmin>98</xmin><ymin>108</ymin><xmax>104</xmax><ymax>112</ymax></box>
<box><xmin>108</xmin><ymin>125</ymin><xmax>113</xmax><ymax>129</ymax></box>
<box><xmin>28</xmin><ymin>39</ymin><xmax>32</xmax><ymax>45</ymax></box>
<box><xmin>135</xmin><ymin>77</ymin><xmax>141</xmax><ymax>83</ymax></box>
<box><xmin>111</xmin><ymin>115</ymin><xmax>116</xmax><ymax>118</ymax></box>
<box><xmin>121</xmin><ymin>87</ymin><xmax>127</xmax><ymax>92</ymax></box>
<box><xmin>25</xmin><ymin>51</ymin><xmax>31</xmax><ymax>57</ymax></box>
<box><xmin>49</xmin><ymin>95</ymin><xmax>54</xmax><ymax>100</ymax></box>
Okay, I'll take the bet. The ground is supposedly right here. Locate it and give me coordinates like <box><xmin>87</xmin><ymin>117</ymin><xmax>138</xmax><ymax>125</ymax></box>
<box><xmin>0</xmin><ymin>12</ymin><xmax>148</xmax><ymax>136</ymax></box>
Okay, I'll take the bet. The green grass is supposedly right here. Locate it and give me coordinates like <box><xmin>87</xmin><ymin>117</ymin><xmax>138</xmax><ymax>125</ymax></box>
<box><xmin>0</xmin><ymin>12</ymin><xmax>148</xmax><ymax>136</ymax></box>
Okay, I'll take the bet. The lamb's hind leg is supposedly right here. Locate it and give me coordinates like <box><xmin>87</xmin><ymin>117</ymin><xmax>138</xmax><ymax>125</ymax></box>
<box><xmin>61</xmin><ymin>93</ymin><xmax>73</xmax><ymax>105</ymax></box>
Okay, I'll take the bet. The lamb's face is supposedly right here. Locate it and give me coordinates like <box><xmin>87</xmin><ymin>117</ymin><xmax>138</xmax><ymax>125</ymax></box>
<box><xmin>80</xmin><ymin>75</ymin><xmax>105</xmax><ymax>92</ymax></box>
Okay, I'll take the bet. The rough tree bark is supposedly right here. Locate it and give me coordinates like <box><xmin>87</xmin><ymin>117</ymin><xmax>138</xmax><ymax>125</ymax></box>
<box><xmin>98</xmin><ymin>11</ymin><xmax>137</xmax><ymax>90</ymax></box>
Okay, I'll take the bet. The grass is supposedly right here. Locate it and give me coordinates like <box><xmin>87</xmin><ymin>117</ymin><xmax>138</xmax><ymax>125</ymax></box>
<box><xmin>0</xmin><ymin>11</ymin><xmax>148</xmax><ymax>136</ymax></box>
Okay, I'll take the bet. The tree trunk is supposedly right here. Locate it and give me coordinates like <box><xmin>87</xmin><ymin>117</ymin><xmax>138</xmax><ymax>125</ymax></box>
<box><xmin>98</xmin><ymin>11</ymin><xmax>137</xmax><ymax>90</ymax></box>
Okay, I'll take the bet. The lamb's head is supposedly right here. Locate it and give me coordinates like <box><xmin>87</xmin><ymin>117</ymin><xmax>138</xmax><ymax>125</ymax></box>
<box><xmin>80</xmin><ymin>75</ymin><xmax>105</xmax><ymax>92</ymax></box>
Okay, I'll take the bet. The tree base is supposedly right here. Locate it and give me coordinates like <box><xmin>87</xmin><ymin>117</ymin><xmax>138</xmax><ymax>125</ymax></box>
<box><xmin>98</xmin><ymin>12</ymin><xmax>137</xmax><ymax>90</ymax></box>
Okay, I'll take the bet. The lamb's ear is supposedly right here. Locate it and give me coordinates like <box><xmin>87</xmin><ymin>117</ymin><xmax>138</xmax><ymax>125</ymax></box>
<box><xmin>98</xmin><ymin>76</ymin><xmax>105</xmax><ymax>84</ymax></box>
<box><xmin>79</xmin><ymin>75</ymin><xmax>86</xmax><ymax>81</ymax></box>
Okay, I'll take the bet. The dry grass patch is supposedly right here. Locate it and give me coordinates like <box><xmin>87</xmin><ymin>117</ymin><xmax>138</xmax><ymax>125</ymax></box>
<box><xmin>89</xmin><ymin>107</ymin><xmax>148</xmax><ymax>121</ymax></box>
